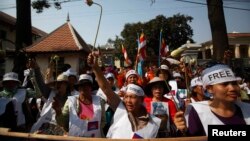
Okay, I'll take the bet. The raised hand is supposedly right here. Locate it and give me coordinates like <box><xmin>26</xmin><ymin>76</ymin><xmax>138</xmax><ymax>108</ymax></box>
<box><xmin>173</xmin><ymin>111</ymin><xmax>187</xmax><ymax>133</ymax></box>
<box><xmin>87</xmin><ymin>51</ymin><xmax>99</xmax><ymax>67</ymax></box>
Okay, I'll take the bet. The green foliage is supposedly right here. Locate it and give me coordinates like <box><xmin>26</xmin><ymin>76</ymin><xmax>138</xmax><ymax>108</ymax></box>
<box><xmin>32</xmin><ymin>0</ymin><xmax>62</xmax><ymax>13</ymax></box>
<box><xmin>110</xmin><ymin>14</ymin><xmax>194</xmax><ymax>64</ymax></box>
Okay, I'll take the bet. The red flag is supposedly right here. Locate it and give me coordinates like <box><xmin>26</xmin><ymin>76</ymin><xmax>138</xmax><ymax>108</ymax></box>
<box><xmin>122</xmin><ymin>44</ymin><xmax>132</xmax><ymax>65</ymax></box>
<box><xmin>137</xmin><ymin>33</ymin><xmax>147</xmax><ymax>61</ymax></box>
<box><xmin>160</xmin><ymin>38</ymin><xmax>169</xmax><ymax>57</ymax></box>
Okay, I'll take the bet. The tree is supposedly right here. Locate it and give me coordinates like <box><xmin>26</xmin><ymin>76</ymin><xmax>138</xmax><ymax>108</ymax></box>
<box><xmin>13</xmin><ymin>0</ymin><xmax>66</xmax><ymax>81</ymax></box>
<box><xmin>110</xmin><ymin>14</ymin><xmax>194</xmax><ymax>66</ymax></box>
<box><xmin>151</xmin><ymin>0</ymin><xmax>230</xmax><ymax>62</ymax></box>
<box><xmin>13</xmin><ymin>0</ymin><xmax>32</xmax><ymax>82</ymax></box>
<box><xmin>32</xmin><ymin>0</ymin><xmax>62</xmax><ymax>13</ymax></box>
<box><xmin>207</xmin><ymin>0</ymin><xmax>229</xmax><ymax>62</ymax></box>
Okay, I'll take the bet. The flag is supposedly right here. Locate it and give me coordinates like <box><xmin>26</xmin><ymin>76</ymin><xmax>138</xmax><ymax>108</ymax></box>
<box><xmin>137</xmin><ymin>33</ymin><xmax>147</xmax><ymax>61</ymax></box>
<box><xmin>122</xmin><ymin>44</ymin><xmax>132</xmax><ymax>65</ymax></box>
<box><xmin>136</xmin><ymin>32</ymin><xmax>146</xmax><ymax>77</ymax></box>
<box><xmin>158</xmin><ymin>29</ymin><xmax>163</xmax><ymax>66</ymax></box>
<box><xmin>137</xmin><ymin>60</ymin><xmax>143</xmax><ymax>78</ymax></box>
<box><xmin>132</xmin><ymin>133</ymin><xmax>143</xmax><ymax>139</ymax></box>
<box><xmin>160</xmin><ymin>38</ymin><xmax>169</xmax><ymax>57</ymax></box>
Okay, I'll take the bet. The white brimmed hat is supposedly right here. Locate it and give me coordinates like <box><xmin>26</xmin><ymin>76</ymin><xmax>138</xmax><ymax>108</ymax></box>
<box><xmin>144</xmin><ymin>77</ymin><xmax>171</xmax><ymax>96</ymax></box>
<box><xmin>2</xmin><ymin>72</ymin><xmax>21</xmax><ymax>84</ymax></box>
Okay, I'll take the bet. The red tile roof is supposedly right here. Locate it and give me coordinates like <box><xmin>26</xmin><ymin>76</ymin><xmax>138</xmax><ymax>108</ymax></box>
<box><xmin>25</xmin><ymin>22</ymin><xmax>91</xmax><ymax>53</ymax></box>
<box><xmin>228</xmin><ymin>33</ymin><xmax>250</xmax><ymax>37</ymax></box>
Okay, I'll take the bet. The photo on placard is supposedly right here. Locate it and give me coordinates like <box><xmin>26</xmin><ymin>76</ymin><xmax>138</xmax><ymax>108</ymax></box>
<box><xmin>150</xmin><ymin>102</ymin><xmax>169</xmax><ymax>116</ymax></box>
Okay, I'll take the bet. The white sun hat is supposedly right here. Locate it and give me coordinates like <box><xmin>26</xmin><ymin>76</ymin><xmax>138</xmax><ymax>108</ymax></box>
<box><xmin>2</xmin><ymin>72</ymin><xmax>21</xmax><ymax>84</ymax></box>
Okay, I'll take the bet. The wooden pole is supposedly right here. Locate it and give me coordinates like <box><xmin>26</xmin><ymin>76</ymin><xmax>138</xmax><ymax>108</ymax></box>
<box><xmin>0</xmin><ymin>128</ymin><xmax>207</xmax><ymax>141</ymax></box>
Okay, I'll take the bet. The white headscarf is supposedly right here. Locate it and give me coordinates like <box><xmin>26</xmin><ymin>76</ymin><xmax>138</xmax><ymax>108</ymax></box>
<box><xmin>126</xmin><ymin>84</ymin><xmax>144</xmax><ymax>97</ymax></box>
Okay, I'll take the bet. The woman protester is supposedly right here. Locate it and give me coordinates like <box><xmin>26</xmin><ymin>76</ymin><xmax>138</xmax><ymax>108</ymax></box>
<box><xmin>0</xmin><ymin>72</ymin><xmax>40</xmax><ymax>132</ymax></box>
<box><xmin>56</xmin><ymin>74</ymin><xmax>106</xmax><ymax>137</ymax></box>
<box><xmin>174</xmin><ymin>63</ymin><xmax>250</xmax><ymax>136</ymax></box>
<box><xmin>96</xmin><ymin>72</ymin><xmax>120</xmax><ymax>135</ymax></box>
<box><xmin>30</xmin><ymin>73</ymin><xmax>70</xmax><ymax>135</ymax></box>
<box><xmin>118</xmin><ymin>69</ymin><xmax>139</xmax><ymax>98</ymax></box>
<box><xmin>143</xmin><ymin>77</ymin><xmax>177</xmax><ymax>137</ymax></box>
<box><xmin>87</xmin><ymin>52</ymin><xmax>161</xmax><ymax>139</ymax></box>
<box><xmin>155</xmin><ymin>64</ymin><xmax>172</xmax><ymax>82</ymax></box>
<box><xmin>189</xmin><ymin>76</ymin><xmax>210</xmax><ymax>103</ymax></box>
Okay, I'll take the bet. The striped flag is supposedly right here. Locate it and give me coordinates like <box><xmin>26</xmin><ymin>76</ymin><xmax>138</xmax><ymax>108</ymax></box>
<box><xmin>137</xmin><ymin>33</ymin><xmax>147</xmax><ymax>61</ymax></box>
<box><xmin>160</xmin><ymin>38</ymin><xmax>169</xmax><ymax>57</ymax></box>
<box><xmin>122</xmin><ymin>44</ymin><xmax>132</xmax><ymax>65</ymax></box>
<box><xmin>136</xmin><ymin>32</ymin><xmax>147</xmax><ymax>77</ymax></box>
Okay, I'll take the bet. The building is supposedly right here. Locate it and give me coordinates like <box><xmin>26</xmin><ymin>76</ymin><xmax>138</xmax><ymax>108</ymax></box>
<box><xmin>0</xmin><ymin>11</ymin><xmax>47</xmax><ymax>78</ymax></box>
<box><xmin>198</xmin><ymin>32</ymin><xmax>250</xmax><ymax>77</ymax></box>
<box><xmin>25</xmin><ymin>16</ymin><xmax>91</xmax><ymax>78</ymax></box>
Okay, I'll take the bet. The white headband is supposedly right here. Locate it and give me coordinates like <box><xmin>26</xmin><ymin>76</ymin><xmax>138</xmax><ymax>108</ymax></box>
<box><xmin>202</xmin><ymin>67</ymin><xmax>236</xmax><ymax>89</ymax></box>
<box><xmin>190</xmin><ymin>77</ymin><xmax>203</xmax><ymax>88</ymax></box>
<box><xmin>126</xmin><ymin>84</ymin><xmax>144</xmax><ymax>97</ymax></box>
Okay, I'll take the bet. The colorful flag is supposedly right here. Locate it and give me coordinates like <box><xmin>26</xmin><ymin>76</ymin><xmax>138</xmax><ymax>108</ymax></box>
<box><xmin>137</xmin><ymin>33</ymin><xmax>147</xmax><ymax>61</ymax></box>
<box><xmin>122</xmin><ymin>44</ymin><xmax>132</xmax><ymax>65</ymax></box>
<box><xmin>136</xmin><ymin>32</ymin><xmax>146</xmax><ymax>77</ymax></box>
<box><xmin>160</xmin><ymin>38</ymin><xmax>169</xmax><ymax>57</ymax></box>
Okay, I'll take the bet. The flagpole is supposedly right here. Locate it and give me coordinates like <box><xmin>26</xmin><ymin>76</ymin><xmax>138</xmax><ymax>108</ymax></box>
<box><xmin>134</xmin><ymin>33</ymin><xmax>140</xmax><ymax>71</ymax></box>
<box><xmin>86</xmin><ymin>0</ymin><xmax>102</xmax><ymax>50</ymax></box>
<box><xmin>159</xmin><ymin>29</ymin><xmax>162</xmax><ymax>67</ymax></box>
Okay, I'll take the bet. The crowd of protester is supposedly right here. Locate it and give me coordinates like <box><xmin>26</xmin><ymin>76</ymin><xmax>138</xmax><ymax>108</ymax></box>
<box><xmin>0</xmin><ymin>50</ymin><xmax>250</xmax><ymax>139</ymax></box>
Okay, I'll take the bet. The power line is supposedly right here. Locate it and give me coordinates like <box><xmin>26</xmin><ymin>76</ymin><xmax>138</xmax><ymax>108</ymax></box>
<box><xmin>223</xmin><ymin>0</ymin><xmax>250</xmax><ymax>3</ymax></box>
<box><xmin>0</xmin><ymin>0</ymin><xmax>82</xmax><ymax>11</ymax></box>
<box><xmin>176</xmin><ymin>0</ymin><xmax>250</xmax><ymax>11</ymax></box>
<box><xmin>1</xmin><ymin>0</ymin><xmax>250</xmax><ymax>12</ymax></box>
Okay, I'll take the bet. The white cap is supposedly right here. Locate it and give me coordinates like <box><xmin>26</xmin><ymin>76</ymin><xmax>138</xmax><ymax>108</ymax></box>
<box><xmin>2</xmin><ymin>72</ymin><xmax>21</xmax><ymax>83</ymax></box>
<box><xmin>160</xmin><ymin>64</ymin><xmax>169</xmax><ymax>70</ymax></box>
<box><xmin>79</xmin><ymin>74</ymin><xmax>93</xmax><ymax>84</ymax></box>
<box><xmin>173</xmin><ymin>72</ymin><xmax>182</xmax><ymax>78</ymax></box>
<box><xmin>86</xmin><ymin>70</ymin><xmax>92</xmax><ymax>74</ymax></box>
<box><xmin>105</xmin><ymin>73</ymin><xmax>115</xmax><ymax>79</ymax></box>
<box><xmin>64</xmin><ymin>68</ymin><xmax>77</xmax><ymax>77</ymax></box>
<box><xmin>236</xmin><ymin>77</ymin><xmax>242</xmax><ymax>81</ymax></box>
<box><xmin>126</xmin><ymin>84</ymin><xmax>144</xmax><ymax>97</ymax></box>
<box><xmin>125</xmin><ymin>70</ymin><xmax>138</xmax><ymax>80</ymax></box>
<box><xmin>190</xmin><ymin>77</ymin><xmax>203</xmax><ymax>88</ymax></box>
<box><xmin>56</xmin><ymin>73</ymin><xmax>68</xmax><ymax>82</ymax></box>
